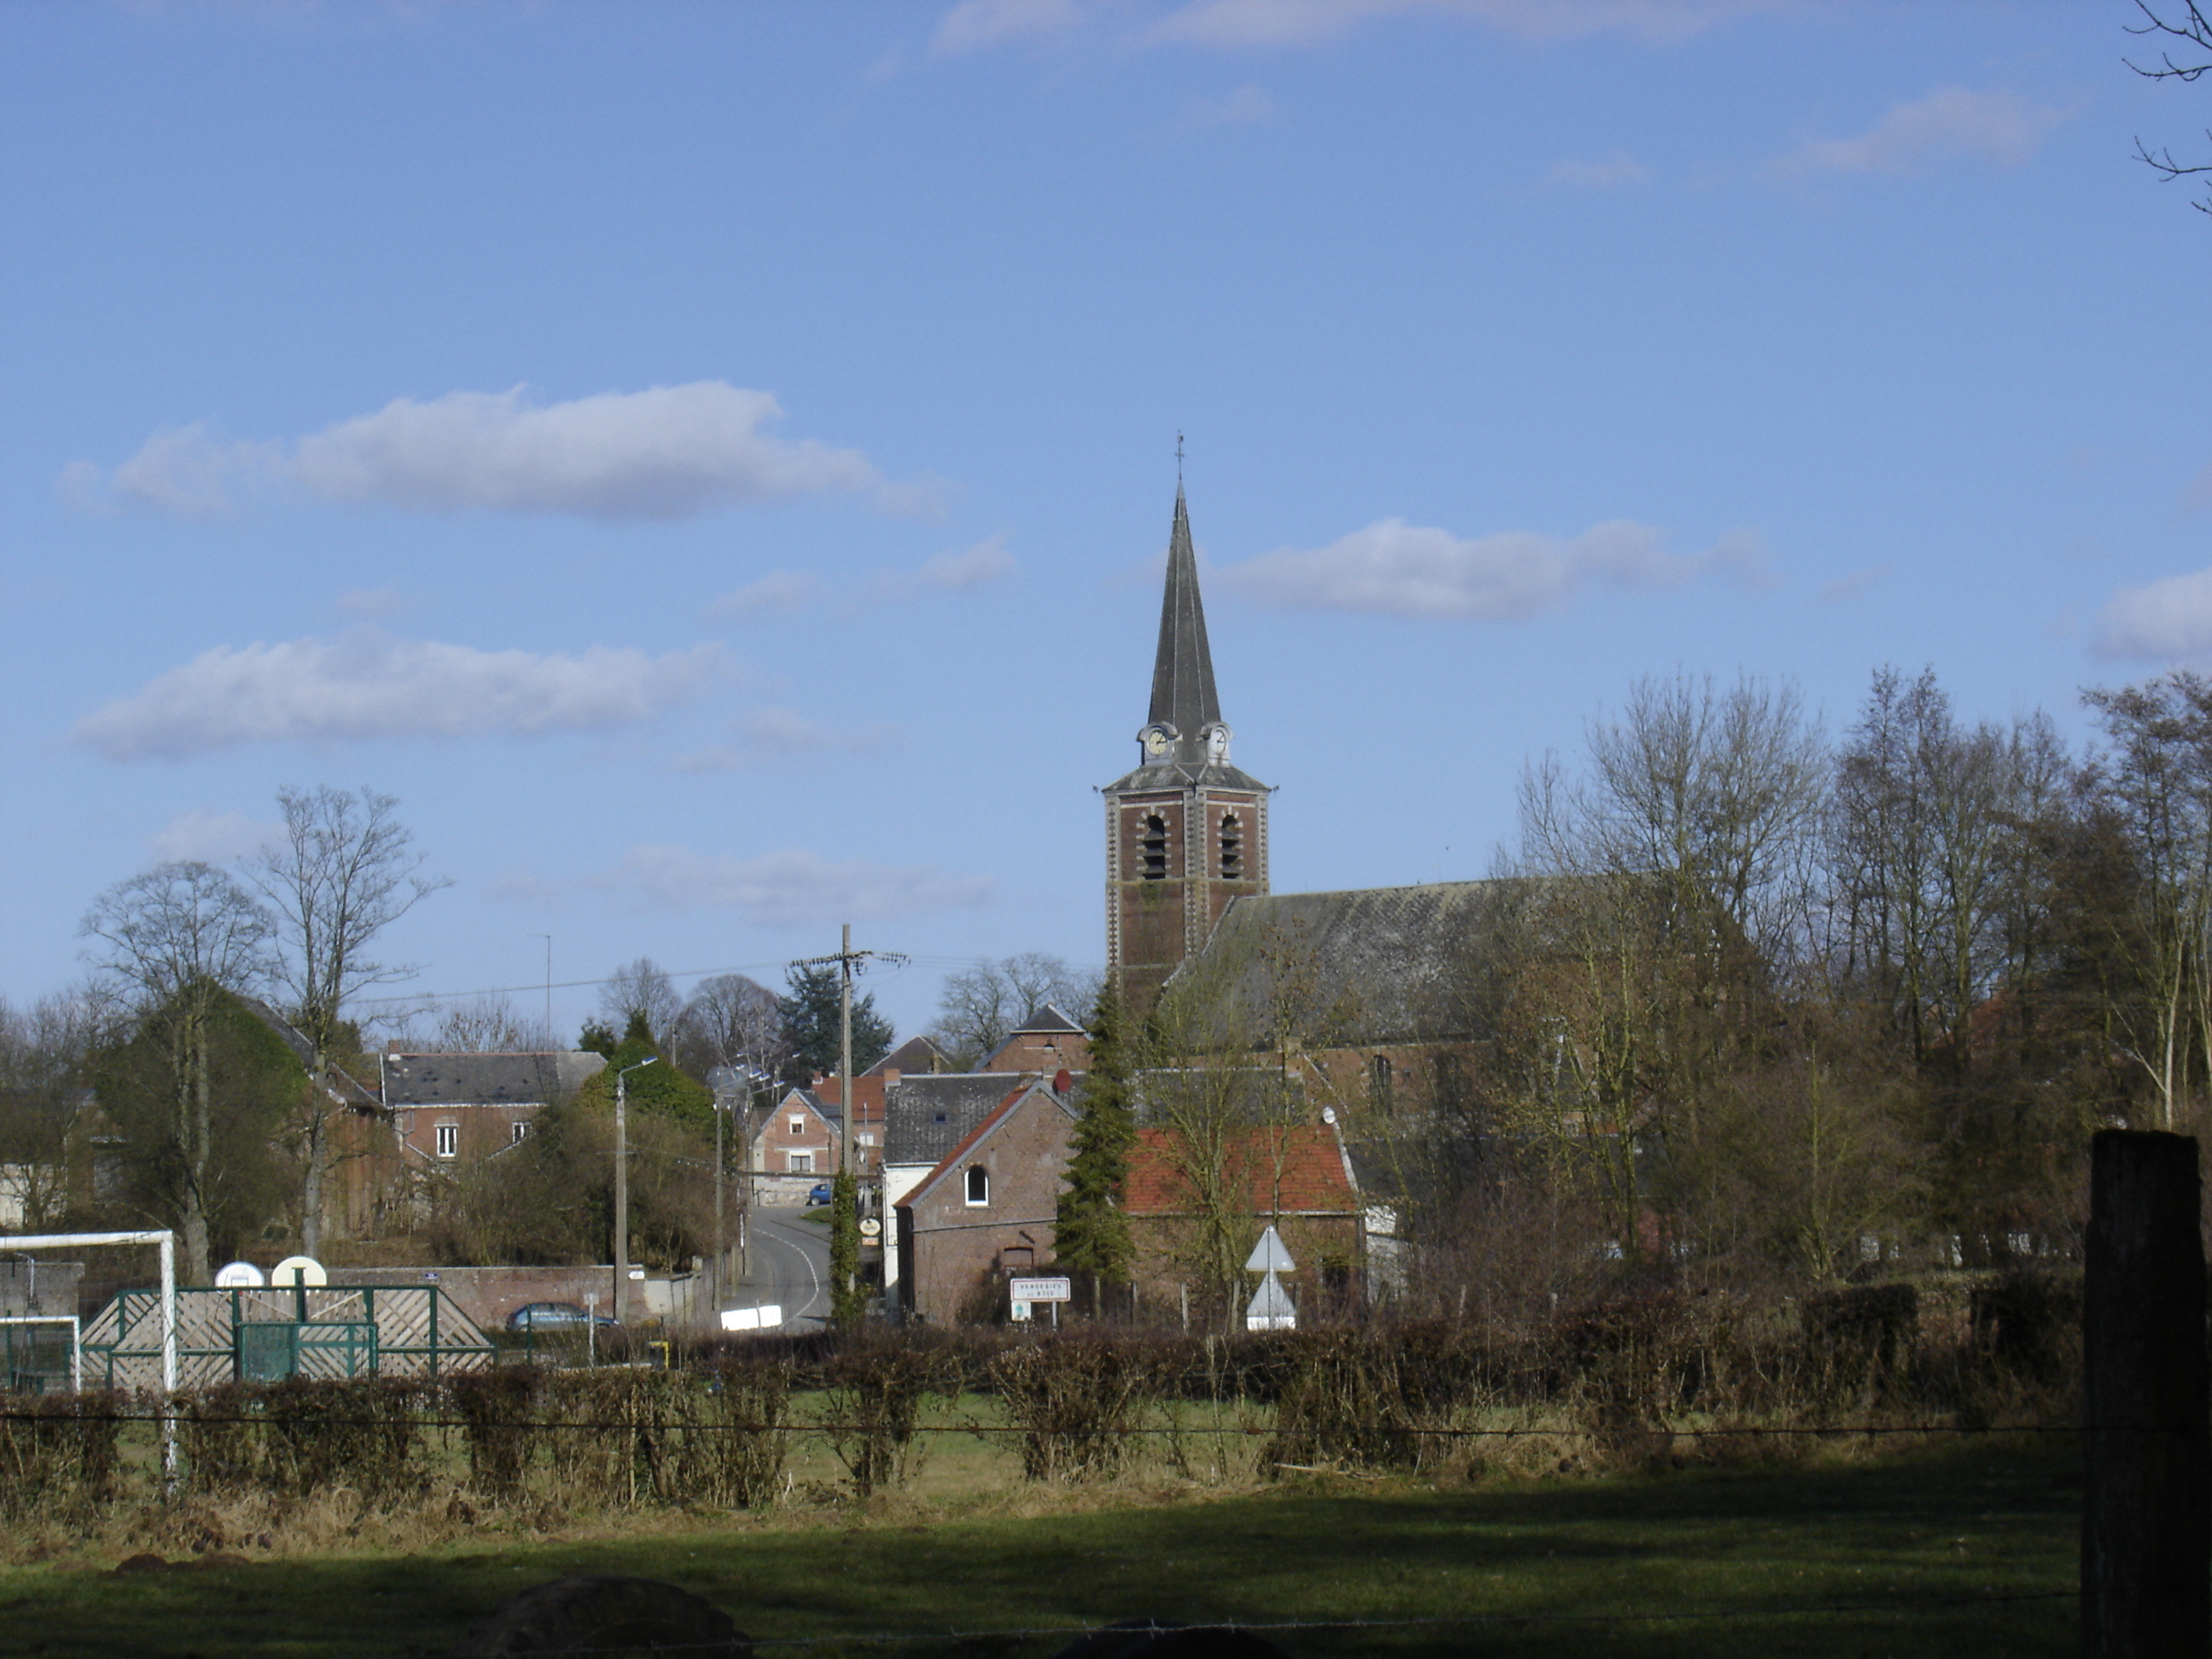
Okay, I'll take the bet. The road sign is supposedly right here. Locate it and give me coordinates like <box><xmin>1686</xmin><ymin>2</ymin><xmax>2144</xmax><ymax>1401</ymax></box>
<box><xmin>1010</xmin><ymin>1300</ymin><xmax>1032</xmax><ymax>1322</ymax></box>
<box><xmin>1244</xmin><ymin>1225</ymin><xmax>1295</xmax><ymax>1275</ymax></box>
<box><xmin>859</xmin><ymin>1217</ymin><xmax>882</xmax><ymax>1238</ymax></box>
<box><xmin>1246</xmin><ymin>1273</ymin><xmax>1297</xmax><ymax>1331</ymax></box>
<box><xmin>1009</xmin><ymin>1276</ymin><xmax>1071</xmax><ymax>1302</ymax></box>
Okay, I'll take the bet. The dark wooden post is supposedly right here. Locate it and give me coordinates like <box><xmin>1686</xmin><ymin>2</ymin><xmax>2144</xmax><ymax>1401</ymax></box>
<box><xmin>2083</xmin><ymin>1129</ymin><xmax>2209</xmax><ymax>1658</ymax></box>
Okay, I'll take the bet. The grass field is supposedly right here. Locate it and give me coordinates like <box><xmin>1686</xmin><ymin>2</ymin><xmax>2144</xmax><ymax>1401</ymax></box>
<box><xmin>0</xmin><ymin>1435</ymin><xmax>2080</xmax><ymax>1657</ymax></box>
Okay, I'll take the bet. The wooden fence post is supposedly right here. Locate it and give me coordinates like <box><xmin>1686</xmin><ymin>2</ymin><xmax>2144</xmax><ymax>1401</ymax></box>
<box><xmin>2083</xmin><ymin>1129</ymin><xmax>2209</xmax><ymax>1658</ymax></box>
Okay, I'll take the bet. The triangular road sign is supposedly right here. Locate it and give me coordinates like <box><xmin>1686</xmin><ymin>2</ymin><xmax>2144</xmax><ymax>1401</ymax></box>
<box><xmin>1245</xmin><ymin>1272</ymin><xmax>1297</xmax><ymax>1331</ymax></box>
<box><xmin>1244</xmin><ymin>1224</ymin><xmax>1295</xmax><ymax>1275</ymax></box>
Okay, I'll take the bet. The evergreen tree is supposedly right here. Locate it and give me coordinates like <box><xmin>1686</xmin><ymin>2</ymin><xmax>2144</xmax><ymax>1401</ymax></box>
<box><xmin>1054</xmin><ymin>978</ymin><xmax>1138</xmax><ymax>1312</ymax></box>
<box><xmin>780</xmin><ymin>963</ymin><xmax>894</xmax><ymax>1082</ymax></box>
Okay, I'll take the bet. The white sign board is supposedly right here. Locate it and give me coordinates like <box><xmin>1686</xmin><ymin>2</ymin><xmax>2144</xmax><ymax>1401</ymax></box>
<box><xmin>1009</xmin><ymin>1277</ymin><xmax>1071</xmax><ymax>1302</ymax></box>
<box><xmin>1246</xmin><ymin>1273</ymin><xmax>1297</xmax><ymax>1331</ymax></box>
<box><xmin>1010</xmin><ymin>1300</ymin><xmax>1032</xmax><ymax>1323</ymax></box>
<box><xmin>1244</xmin><ymin>1226</ymin><xmax>1295</xmax><ymax>1275</ymax></box>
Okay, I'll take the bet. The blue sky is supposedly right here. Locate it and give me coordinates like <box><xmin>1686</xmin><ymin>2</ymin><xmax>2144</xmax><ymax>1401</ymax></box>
<box><xmin>4</xmin><ymin>0</ymin><xmax>2209</xmax><ymax>1045</ymax></box>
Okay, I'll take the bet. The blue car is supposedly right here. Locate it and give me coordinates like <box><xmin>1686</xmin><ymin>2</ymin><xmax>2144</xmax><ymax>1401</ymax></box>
<box><xmin>806</xmin><ymin>1181</ymin><xmax>835</xmax><ymax>1206</ymax></box>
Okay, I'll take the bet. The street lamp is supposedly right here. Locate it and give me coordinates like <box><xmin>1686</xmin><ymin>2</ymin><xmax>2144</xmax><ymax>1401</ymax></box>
<box><xmin>614</xmin><ymin>1057</ymin><xmax>656</xmax><ymax>1324</ymax></box>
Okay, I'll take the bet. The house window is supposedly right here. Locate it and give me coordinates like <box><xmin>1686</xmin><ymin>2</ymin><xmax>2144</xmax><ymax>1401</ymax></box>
<box><xmin>1369</xmin><ymin>1056</ymin><xmax>1394</xmax><ymax>1115</ymax></box>
<box><xmin>965</xmin><ymin>1166</ymin><xmax>989</xmax><ymax>1207</ymax></box>
<box><xmin>789</xmin><ymin>1150</ymin><xmax>813</xmax><ymax>1174</ymax></box>
<box><xmin>434</xmin><ymin>1123</ymin><xmax>459</xmax><ymax>1159</ymax></box>
<box><xmin>1140</xmin><ymin>813</ymin><xmax>1168</xmax><ymax>880</ymax></box>
<box><xmin>1220</xmin><ymin>812</ymin><xmax>1243</xmax><ymax>879</ymax></box>
<box><xmin>859</xmin><ymin>1132</ymin><xmax>876</xmax><ymax>1146</ymax></box>
<box><xmin>789</xmin><ymin>1115</ymin><xmax>806</xmax><ymax>1134</ymax></box>
<box><xmin>510</xmin><ymin>1121</ymin><xmax>531</xmax><ymax>1144</ymax></box>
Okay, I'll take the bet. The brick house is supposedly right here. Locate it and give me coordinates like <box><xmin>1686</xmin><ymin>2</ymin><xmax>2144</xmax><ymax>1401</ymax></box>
<box><xmin>893</xmin><ymin>1075</ymin><xmax>1080</xmax><ymax>1324</ymax></box>
<box><xmin>380</xmin><ymin>1050</ymin><xmax>608</xmax><ymax>1168</ymax></box>
<box><xmin>750</xmin><ymin>1086</ymin><xmax>842</xmax><ymax>1179</ymax></box>
<box><xmin>804</xmin><ymin>1033</ymin><xmax>954</xmax><ymax>1179</ymax></box>
<box><xmin>976</xmin><ymin>1004</ymin><xmax>1092</xmax><ymax>1074</ymax></box>
<box><xmin>1125</xmin><ymin>1121</ymin><xmax>1362</xmax><ymax>1324</ymax></box>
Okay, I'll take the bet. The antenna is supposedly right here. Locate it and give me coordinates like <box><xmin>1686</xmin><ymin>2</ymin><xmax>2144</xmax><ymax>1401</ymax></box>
<box><xmin>1175</xmin><ymin>431</ymin><xmax>1185</xmax><ymax>482</ymax></box>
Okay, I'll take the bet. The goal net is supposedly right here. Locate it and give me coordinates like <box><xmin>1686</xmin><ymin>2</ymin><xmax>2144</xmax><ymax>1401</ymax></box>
<box><xmin>0</xmin><ymin>1231</ymin><xmax>175</xmax><ymax>1397</ymax></box>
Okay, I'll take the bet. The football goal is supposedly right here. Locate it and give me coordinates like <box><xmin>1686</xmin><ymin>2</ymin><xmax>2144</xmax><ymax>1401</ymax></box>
<box><xmin>1</xmin><ymin>1230</ymin><xmax>176</xmax><ymax>1476</ymax></box>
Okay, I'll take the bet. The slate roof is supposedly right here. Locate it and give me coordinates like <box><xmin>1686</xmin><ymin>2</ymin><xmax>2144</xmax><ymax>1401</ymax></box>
<box><xmin>1016</xmin><ymin>1003</ymin><xmax>1086</xmax><ymax>1036</ymax></box>
<box><xmin>1151</xmin><ymin>485</ymin><xmax>1220</xmax><ymax>753</ymax></box>
<box><xmin>903</xmin><ymin>1079</ymin><xmax>1079</xmax><ymax>1212</ymax></box>
<box><xmin>1103</xmin><ymin>487</ymin><xmax>1269</xmax><ymax>794</ymax></box>
<box><xmin>865</xmin><ymin>1034</ymin><xmax>953</xmax><ymax>1077</ymax></box>
<box><xmin>1125</xmin><ymin>1126</ymin><xmax>1358</xmax><ymax>1218</ymax></box>
<box><xmin>883</xmin><ymin>1074</ymin><xmax>1028</xmax><ymax>1167</ymax></box>
<box><xmin>381</xmin><ymin>1051</ymin><xmax>608</xmax><ymax>1109</ymax></box>
<box><xmin>1171</xmin><ymin>880</ymin><xmax>1533</xmax><ymax>1047</ymax></box>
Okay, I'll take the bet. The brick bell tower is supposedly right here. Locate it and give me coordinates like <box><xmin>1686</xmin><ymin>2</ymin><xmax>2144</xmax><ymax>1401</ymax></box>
<box><xmin>1103</xmin><ymin>483</ymin><xmax>1270</xmax><ymax>1017</ymax></box>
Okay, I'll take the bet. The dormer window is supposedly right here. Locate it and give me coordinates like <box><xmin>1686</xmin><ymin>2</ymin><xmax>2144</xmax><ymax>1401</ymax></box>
<box><xmin>1140</xmin><ymin>814</ymin><xmax>1168</xmax><ymax>881</ymax></box>
<box><xmin>1219</xmin><ymin>812</ymin><xmax>1243</xmax><ymax>879</ymax></box>
<box><xmin>965</xmin><ymin>1166</ymin><xmax>990</xmax><ymax>1207</ymax></box>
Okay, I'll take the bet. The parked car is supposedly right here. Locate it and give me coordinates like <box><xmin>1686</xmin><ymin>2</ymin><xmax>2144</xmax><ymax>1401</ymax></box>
<box><xmin>506</xmin><ymin>1301</ymin><xmax>616</xmax><ymax>1332</ymax></box>
<box><xmin>806</xmin><ymin>1181</ymin><xmax>835</xmax><ymax>1207</ymax></box>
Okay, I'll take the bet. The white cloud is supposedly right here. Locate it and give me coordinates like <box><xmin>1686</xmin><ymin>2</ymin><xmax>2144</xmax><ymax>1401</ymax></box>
<box><xmin>71</xmin><ymin>382</ymin><xmax>894</xmax><ymax>521</ymax></box>
<box><xmin>73</xmin><ymin>631</ymin><xmax>725</xmax><ymax>760</ymax></box>
<box><xmin>1817</xmin><ymin>562</ymin><xmax>1892</xmax><ymax>607</ymax></box>
<box><xmin>671</xmin><ymin>707</ymin><xmax>900</xmax><ymax>772</ymax></box>
<box><xmin>709</xmin><ymin>571</ymin><xmax>819</xmax><ymax>620</ymax></box>
<box><xmin>1537</xmin><ymin>148</ymin><xmax>1653</xmax><ymax>191</ymax></box>
<box><xmin>932</xmin><ymin>0</ymin><xmax>1085</xmax><ymax>54</ymax></box>
<box><xmin>1175</xmin><ymin>84</ymin><xmax>1277</xmax><ymax>130</ymax></box>
<box><xmin>148</xmin><ymin>808</ymin><xmax>281</xmax><ymax>863</ymax></box>
<box><xmin>1219</xmin><ymin>517</ymin><xmax>1762</xmax><ymax>619</ymax></box>
<box><xmin>2097</xmin><ymin>569</ymin><xmax>2212</xmax><ymax>661</ymax></box>
<box><xmin>597</xmin><ymin>846</ymin><xmax>992</xmax><ymax>928</ymax></box>
<box><xmin>1150</xmin><ymin>0</ymin><xmax>1778</xmax><ymax>48</ymax></box>
<box><xmin>873</xmin><ymin>535</ymin><xmax>1018</xmax><ymax>600</ymax></box>
<box><xmin>1771</xmin><ymin>87</ymin><xmax>2067</xmax><ymax>180</ymax></box>
<box><xmin>914</xmin><ymin>534</ymin><xmax>1016</xmax><ymax>591</ymax></box>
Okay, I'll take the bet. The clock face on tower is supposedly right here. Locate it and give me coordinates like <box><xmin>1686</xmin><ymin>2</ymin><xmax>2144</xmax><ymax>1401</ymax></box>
<box><xmin>1141</xmin><ymin>725</ymin><xmax>1173</xmax><ymax>759</ymax></box>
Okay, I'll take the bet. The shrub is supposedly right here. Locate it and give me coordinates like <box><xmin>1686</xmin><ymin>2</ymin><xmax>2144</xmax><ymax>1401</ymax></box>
<box><xmin>989</xmin><ymin>1336</ymin><xmax>1158</xmax><ymax>1482</ymax></box>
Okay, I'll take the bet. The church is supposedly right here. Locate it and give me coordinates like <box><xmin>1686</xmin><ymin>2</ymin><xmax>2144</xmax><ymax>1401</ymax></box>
<box><xmin>1102</xmin><ymin>483</ymin><xmax>1496</xmax><ymax>1137</ymax></box>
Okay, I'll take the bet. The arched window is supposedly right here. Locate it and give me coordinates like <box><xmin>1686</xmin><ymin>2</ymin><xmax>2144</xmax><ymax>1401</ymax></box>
<box><xmin>1219</xmin><ymin>812</ymin><xmax>1243</xmax><ymax>879</ymax></box>
<box><xmin>1140</xmin><ymin>814</ymin><xmax>1168</xmax><ymax>881</ymax></box>
<box><xmin>1369</xmin><ymin>1055</ymin><xmax>1394</xmax><ymax>1115</ymax></box>
<box><xmin>965</xmin><ymin>1166</ymin><xmax>990</xmax><ymax>1207</ymax></box>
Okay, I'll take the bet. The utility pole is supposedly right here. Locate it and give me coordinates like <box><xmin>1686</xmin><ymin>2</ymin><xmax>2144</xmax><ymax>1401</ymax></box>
<box><xmin>792</xmin><ymin>926</ymin><xmax>907</xmax><ymax>1314</ymax></box>
<box><xmin>614</xmin><ymin>1057</ymin><xmax>656</xmax><ymax>1324</ymax></box>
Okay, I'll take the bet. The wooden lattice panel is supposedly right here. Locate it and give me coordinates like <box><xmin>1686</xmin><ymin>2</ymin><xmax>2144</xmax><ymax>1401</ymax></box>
<box><xmin>79</xmin><ymin>1283</ymin><xmax>493</xmax><ymax>1393</ymax></box>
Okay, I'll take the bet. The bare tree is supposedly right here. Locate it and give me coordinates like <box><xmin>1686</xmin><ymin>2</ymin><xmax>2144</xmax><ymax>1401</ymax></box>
<box><xmin>929</xmin><ymin>953</ymin><xmax>1100</xmax><ymax>1068</ymax></box>
<box><xmin>0</xmin><ymin>987</ymin><xmax>119</xmax><ymax>1230</ymax></box>
<box><xmin>670</xmin><ymin>973</ymin><xmax>787</xmax><ymax>1080</ymax></box>
<box><xmin>599</xmin><ymin>958</ymin><xmax>681</xmax><ymax>1048</ymax></box>
<box><xmin>81</xmin><ymin>863</ymin><xmax>279</xmax><ymax>1279</ymax></box>
<box><xmin>247</xmin><ymin>785</ymin><xmax>445</xmax><ymax>1258</ymax></box>
<box><xmin>2130</xmin><ymin>1</ymin><xmax>2212</xmax><ymax>212</ymax></box>
<box><xmin>2083</xmin><ymin>674</ymin><xmax>2212</xmax><ymax>1126</ymax></box>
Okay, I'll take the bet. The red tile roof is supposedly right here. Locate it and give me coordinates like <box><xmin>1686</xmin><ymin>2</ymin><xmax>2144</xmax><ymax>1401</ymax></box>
<box><xmin>1125</xmin><ymin>1126</ymin><xmax>1356</xmax><ymax>1218</ymax></box>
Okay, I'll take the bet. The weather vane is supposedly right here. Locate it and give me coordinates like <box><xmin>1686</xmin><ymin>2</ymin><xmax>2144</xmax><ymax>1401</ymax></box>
<box><xmin>1176</xmin><ymin>431</ymin><xmax>1185</xmax><ymax>482</ymax></box>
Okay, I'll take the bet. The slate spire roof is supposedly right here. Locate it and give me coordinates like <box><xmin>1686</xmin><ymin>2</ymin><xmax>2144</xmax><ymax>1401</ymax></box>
<box><xmin>1148</xmin><ymin>483</ymin><xmax>1223</xmax><ymax>759</ymax></box>
<box><xmin>1106</xmin><ymin>484</ymin><xmax>1267</xmax><ymax>794</ymax></box>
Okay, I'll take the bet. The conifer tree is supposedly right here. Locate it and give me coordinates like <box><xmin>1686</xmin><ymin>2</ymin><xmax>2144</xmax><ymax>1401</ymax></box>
<box><xmin>1054</xmin><ymin>978</ymin><xmax>1138</xmax><ymax>1311</ymax></box>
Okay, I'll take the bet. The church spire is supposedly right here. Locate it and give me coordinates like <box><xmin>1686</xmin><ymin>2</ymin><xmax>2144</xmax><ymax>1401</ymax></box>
<box><xmin>1145</xmin><ymin>483</ymin><xmax>1223</xmax><ymax>761</ymax></box>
